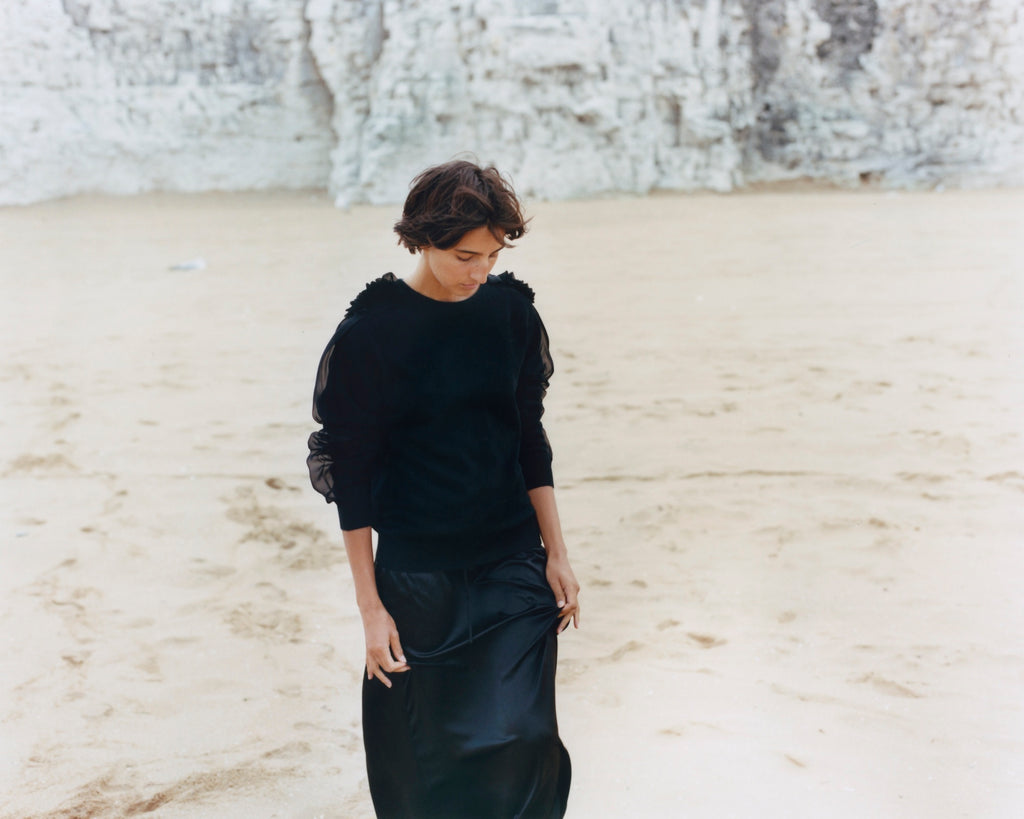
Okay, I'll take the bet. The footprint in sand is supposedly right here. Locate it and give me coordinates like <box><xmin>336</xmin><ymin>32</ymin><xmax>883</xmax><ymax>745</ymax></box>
<box><xmin>48</xmin><ymin>381</ymin><xmax>72</xmax><ymax>405</ymax></box>
<box><xmin>897</xmin><ymin>472</ymin><xmax>949</xmax><ymax>485</ymax></box>
<box><xmin>68</xmin><ymin>760</ymin><xmax>291</xmax><ymax>818</ymax></box>
<box><xmin>756</xmin><ymin>524</ymin><xmax>798</xmax><ymax>558</ymax></box>
<box><xmin>851</xmin><ymin>672</ymin><xmax>921</xmax><ymax>699</ymax></box>
<box><xmin>5</xmin><ymin>452</ymin><xmax>79</xmax><ymax>475</ymax></box>
<box><xmin>53</xmin><ymin>411</ymin><xmax>81</xmax><ymax>430</ymax></box>
<box><xmin>61</xmin><ymin>651</ymin><xmax>90</xmax><ymax>668</ymax></box>
<box><xmin>261</xmin><ymin>741</ymin><xmax>312</xmax><ymax>761</ymax></box>
<box><xmin>27</xmin><ymin>569</ymin><xmax>103</xmax><ymax>645</ymax></box>
<box><xmin>225</xmin><ymin>602</ymin><xmax>303</xmax><ymax>643</ymax></box>
<box><xmin>134</xmin><ymin>652</ymin><xmax>161</xmax><ymax>679</ymax></box>
<box><xmin>556</xmin><ymin>658</ymin><xmax>590</xmax><ymax>684</ymax></box>
<box><xmin>687</xmin><ymin>633</ymin><xmax>727</xmax><ymax>649</ymax></box>
<box><xmin>622</xmin><ymin>502</ymin><xmax>680</xmax><ymax>530</ymax></box>
<box><xmin>769</xmin><ymin>682</ymin><xmax>842</xmax><ymax>706</ymax></box>
<box><xmin>189</xmin><ymin>558</ymin><xmax>236</xmax><ymax>583</ymax></box>
<box><xmin>986</xmin><ymin>471</ymin><xmax>1024</xmax><ymax>492</ymax></box>
<box><xmin>265</xmin><ymin>476</ymin><xmax>302</xmax><ymax>492</ymax></box>
<box><xmin>594</xmin><ymin>640</ymin><xmax>644</xmax><ymax>664</ymax></box>
<box><xmin>223</xmin><ymin>484</ymin><xmax>339</xmax><ymax>570</ymax></box>
<box><xmin>253</xmin><ymin>581</ymin><xmax>289</xmax><ymax>601</ymax></box>
<box><xmin>101</xmin><ymin>488</ymin><xmax>129</xmax><ymax>515</ymax></box>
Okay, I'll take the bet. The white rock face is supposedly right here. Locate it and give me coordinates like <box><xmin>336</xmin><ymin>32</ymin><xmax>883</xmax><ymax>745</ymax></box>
<box><xmin>2</xmin><ymin>0</ymin><xmax>1021</xmax><ymax>205</ymax></box>
<box><xmin>0</xmin><ymin>0</ymin><xmax>334</xmax><ymax>204</ymax></box>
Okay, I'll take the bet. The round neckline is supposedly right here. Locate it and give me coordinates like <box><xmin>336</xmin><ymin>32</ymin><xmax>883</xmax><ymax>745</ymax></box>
<box><xmin>398</xmin><ymin>277</ymin><xmax>488</xmax><ymax>305</ymax></box>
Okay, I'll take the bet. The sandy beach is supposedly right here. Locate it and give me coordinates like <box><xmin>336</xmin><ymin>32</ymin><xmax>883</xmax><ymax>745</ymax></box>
<box><xmin>2</xmin><ymin>188</ymin><xmax>1022</xmax><ymax>818</ymax></box>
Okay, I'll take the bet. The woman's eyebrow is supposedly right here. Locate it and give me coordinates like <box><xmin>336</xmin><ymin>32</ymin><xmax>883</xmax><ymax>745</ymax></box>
<box><xmin>454</xmin><ymin>246</ymin><xmax>502</xmax><ymax>255</ymax></box>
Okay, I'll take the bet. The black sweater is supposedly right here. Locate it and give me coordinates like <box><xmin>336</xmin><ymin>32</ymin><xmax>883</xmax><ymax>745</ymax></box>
<box><xmin>307</xmin><ymin>272</ymin><xmax>554</xmax><ymax>570</ymax></box>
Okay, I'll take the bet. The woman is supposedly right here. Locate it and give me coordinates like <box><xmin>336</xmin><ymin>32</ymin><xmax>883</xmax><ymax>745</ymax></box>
<box><xmin>307</xmin><ymin>160</ymin><xmax>579</xmax><ymax>818</ymax></box>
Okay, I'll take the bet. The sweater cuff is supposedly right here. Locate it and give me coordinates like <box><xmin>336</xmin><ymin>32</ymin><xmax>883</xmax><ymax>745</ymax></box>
<box><xmin>521</xmin><ymin>459</ymin><xmax>554</xmax><ymax>490</ymax></box>
<box><xmin>335</xmin><ymin>484</ymin><xmax>373</xmax><ymax>531</ymax></box>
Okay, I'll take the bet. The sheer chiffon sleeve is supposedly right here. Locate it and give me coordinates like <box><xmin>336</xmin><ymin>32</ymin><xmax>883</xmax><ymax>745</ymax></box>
<box><xmin>306</xmin><ymin>320</ymin><xmax>382</xmax><ymax>530</ymax></box>
<box><xmin>516</xmin><ymin>305</ymin><xmax>555</xmax><ymax>489</ymax></box>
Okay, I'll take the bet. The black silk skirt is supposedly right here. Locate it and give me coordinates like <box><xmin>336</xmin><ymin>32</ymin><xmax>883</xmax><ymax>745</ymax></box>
<box><xmin>363</xmin><ymin>546</ymin><xmax>571</xmax><ymax>819</ymax></box>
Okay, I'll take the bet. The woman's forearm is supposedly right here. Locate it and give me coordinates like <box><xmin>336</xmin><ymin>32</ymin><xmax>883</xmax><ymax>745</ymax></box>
<box><xmin>342</xmin><ymin>525</ymin><xmax>409</xmax><ymax>683</ymax></box>
<box><xmin>342</xmin><ymin>526</ymin><xmax>383</xmax><ymax>614</ymax></box>
<box><xmin>528</xmin><ymin>485</ymin><xmax>580</xmax><ymax>629</ymax></box>
<box><xmin>527</xmin><ymin>486</ymin><xmax>568</xmax><ymax>559</ymax></box>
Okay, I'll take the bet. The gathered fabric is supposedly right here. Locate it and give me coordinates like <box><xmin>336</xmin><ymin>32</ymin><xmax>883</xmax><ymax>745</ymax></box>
<box><xmin>364</xmin><ymin>546</ymin><xmax>571</xmax><ymax>819</ymax></box>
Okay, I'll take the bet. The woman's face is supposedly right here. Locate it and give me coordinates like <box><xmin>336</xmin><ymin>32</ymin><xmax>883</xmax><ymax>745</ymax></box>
<box><xmin>416</xmin><ymin>225</ymin><xmax>504</xmax><ymax>302</ymax></box>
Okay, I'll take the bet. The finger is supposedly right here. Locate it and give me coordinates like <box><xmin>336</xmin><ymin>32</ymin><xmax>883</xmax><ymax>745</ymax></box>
<box><xmin>556</xmin><ymin>596</ymin><xmax>580</xmax><ymax>633</ymax></box>
<box><xmin>549</xmin><ymin>577</ymin><xmax>567</xmax><ymax>609</ymax></box>
<box><xmin>371</xmin><ymin>649</ymin><xmax>410</xmax><ymax>675</ymax></box>
<box><xmin>369</xmin><ymin>649</ymin><xmax>402</xmax><ymax>683</ymax></box>
<box><xmin>565</xmin><ymin>585</ymin><xmax>580</xmax><ymax>628</ymax></box>
<box><xmin>389</xmin><ymin>632</ymin><xmax>407</xmax><ymax>667</ymax></box>
<box><xmin>367</xmin><ymin>658</ymin><xmax>392</xmax><ymax>688</ymax></box>
<box><xmin>557</xmin><ymin>606</ymin><xmax>578</xmax><ymax>633</ymax></box>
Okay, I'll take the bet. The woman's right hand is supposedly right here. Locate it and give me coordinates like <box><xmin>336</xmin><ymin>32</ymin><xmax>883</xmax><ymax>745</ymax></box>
<box><xmin>361</xmin><ymin>603</ymin><xmax>410</xmax><ymax>688</ymax></box>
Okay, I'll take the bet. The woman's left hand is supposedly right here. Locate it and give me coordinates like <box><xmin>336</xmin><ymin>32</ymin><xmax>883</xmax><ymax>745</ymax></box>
<box><xmin>545</xmin><ymin>554</ymin><xmax>580</xmax><ymax>633</ymax></box>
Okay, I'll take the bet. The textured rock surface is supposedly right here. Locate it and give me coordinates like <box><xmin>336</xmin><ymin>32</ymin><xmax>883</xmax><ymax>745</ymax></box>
<box><xmin>2</xmin><ymin>0</ymin><xmax>1021</xmax><ymax>204</ymax></box>
<box><xmin>0</xmin><ymin>0</ymin><xmax>334</xmax><ymax>203</ymax></box>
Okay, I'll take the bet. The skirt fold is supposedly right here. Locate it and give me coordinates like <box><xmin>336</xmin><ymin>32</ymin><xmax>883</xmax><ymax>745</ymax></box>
<box><xmin>363</xmin><ymin>547</ymin><xmax>570</xmax><ymax>819</ymax></box>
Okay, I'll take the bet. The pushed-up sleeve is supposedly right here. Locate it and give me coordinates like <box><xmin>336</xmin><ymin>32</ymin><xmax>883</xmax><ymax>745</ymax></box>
<box><xmin>306</xmin><ymin>322</ymin><xmax>383</xmax><ymax>530</ymax></box>
<box><xmin>517</xmin><ymin>305</ymin><xmax>555</xmax><ymax>489</ymax></box>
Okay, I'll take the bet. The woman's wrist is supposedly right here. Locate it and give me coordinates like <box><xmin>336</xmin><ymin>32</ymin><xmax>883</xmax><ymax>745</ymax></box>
<box><xmin>357</xmin><ymin>596</ymin><xmax>386</xmax><ymax>617</ymax></box>
<box><xmin>543</xmin><ymin>541</ymin><xmax>569</xmax><ymax>560</ymax></box>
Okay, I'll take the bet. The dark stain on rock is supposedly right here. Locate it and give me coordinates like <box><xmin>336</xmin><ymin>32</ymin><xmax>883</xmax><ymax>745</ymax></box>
<box><xmin>739</xmin><ymin>0</ymin><xmax>797</xmax><ymax>164</ymax></box>
<box><xmin>741</xmin><ymin>0</ymin><xmax>788</xmax><ymax>91</ymax></box>
<box><xmin>754</xmin><ymin>101</ymin><xmax>800</xmax><ymax>164</ymax></box>
<box><xmin>814</xmin><ymin>0</ymin><xmax>879</xmax><ymax>72</ymax></box>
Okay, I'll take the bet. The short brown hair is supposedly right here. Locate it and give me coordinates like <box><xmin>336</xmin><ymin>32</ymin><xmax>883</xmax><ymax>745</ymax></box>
<box><xmin>394</xmin><ymin>160</ymin><xmax>527</xmax><ymax>253</ymax></box>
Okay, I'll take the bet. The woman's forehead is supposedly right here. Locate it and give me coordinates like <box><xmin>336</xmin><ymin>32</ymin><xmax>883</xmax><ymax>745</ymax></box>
<box><xmin>453</xmin><ymin>226</ymin><xmax>505</xmax><ymax>253</ymax></box>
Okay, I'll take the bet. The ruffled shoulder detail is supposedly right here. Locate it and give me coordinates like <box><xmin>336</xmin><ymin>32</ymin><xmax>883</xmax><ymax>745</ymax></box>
<box><xmin>491</xmin><ymin>271</ymin><xmax>536</xmax><ymax>303</ymax></box>
<box><xmin>344</xmin><ymin>272</ymin><xmax>402</xmax><ymax>318</ymax></box>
